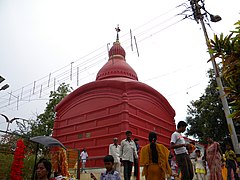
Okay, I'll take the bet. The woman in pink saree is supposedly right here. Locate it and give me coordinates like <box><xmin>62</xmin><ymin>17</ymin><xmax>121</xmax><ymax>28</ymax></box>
<box><xmin>206</xmin><ymin>137</ymin><xmax>223</xmax><ymax>180</ymax></box>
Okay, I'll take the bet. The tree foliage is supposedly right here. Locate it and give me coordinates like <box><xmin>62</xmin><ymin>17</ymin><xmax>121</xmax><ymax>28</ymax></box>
<box><xmin>0</xmin><ymin>133</ymin><xmax>36</xmax><ymax>180</ymax></box>
<box><xmin>186</xmin><ymin>69</ymin><xmax>229</xmax><ymax>143</ymax></box>
<box><xmin>29</xmin><ymin>83</ymin><xmax>72</xmax><ymax>137</ymax></box>
<box><xmin>209</xmin><ymin>21</ymin><xmax>240</xmax><ymax>121</ymax></box>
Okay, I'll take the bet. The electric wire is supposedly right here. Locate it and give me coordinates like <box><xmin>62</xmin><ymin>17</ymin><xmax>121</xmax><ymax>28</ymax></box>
<box><xmin>0</xmin><ymin>0</ymin><xmax>205</xmax><ymax>114</ymax></box>
<box><xmin>0</xmin><ymin>22</ymin><xmax>194</xmax><ymax>112</ymax></box>
<box><xmin>0</xmin><ymin>12</ymin><xmax>180</xmax><ymax>106</ymax></box>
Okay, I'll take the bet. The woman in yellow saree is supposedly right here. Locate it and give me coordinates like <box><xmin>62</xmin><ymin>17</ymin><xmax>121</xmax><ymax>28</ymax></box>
<box><xmin>140</xmin><ymin>132</ymin><xmax>171</xmax><ymax>180</ymax></box>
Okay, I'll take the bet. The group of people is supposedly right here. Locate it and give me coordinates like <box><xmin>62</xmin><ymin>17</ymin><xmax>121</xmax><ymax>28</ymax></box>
<box><xmin>102</xmin><ymin>121</ymin><xmax>239</xmax><ymax>180</ymax></box>
<box><xmin>108</xmin><ymin>130</ymin><xmax>139</xmax><ymax>180</ymax></box>
<box><xmin>105</xmin><ymin>130</ymin><xmax>172</xmax><ymax>180</ymax></box>
<box><xmin>90</xmin><ymin>130</ymin><xmax>138</xmax><ymax>180</ymax></box>
<box><xmin>99</xmin><ymin>130</ymin><xmax>172</xmax><ymax>180</ymax></box>
<box><xmin>91</xmin><ymin>130</ymin><xmax>171</xmax><ymax>180</ymax></box>
<box><xmin>170</xmin><ymin>121</ymin><xmax>239</xmax><ymax>180</ymax></box>
<box><xmin>35</xmin><ymin>121</ymin><xmax>239</xmax><ymax>180</ymax></box>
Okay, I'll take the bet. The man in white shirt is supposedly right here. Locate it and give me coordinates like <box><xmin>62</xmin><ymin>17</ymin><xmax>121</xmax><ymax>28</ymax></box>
<box><xmin>109</xmin><ymin>137</ymin><xmax>121</xmax><ymax>172</ymax></box>
<box><xmin>80</xmin><ymin>148</ymin><xmax>88</xmax><ymax>173</ymax></box>
<box><xmin>170</xmin><ymin>121</ymin><xmax>193</xmax><ymax>180</ymax></box>
<box><xmin>119</xmin><ymin>130</ymin><xmax>138</xmax><ymax>180</ymax></box>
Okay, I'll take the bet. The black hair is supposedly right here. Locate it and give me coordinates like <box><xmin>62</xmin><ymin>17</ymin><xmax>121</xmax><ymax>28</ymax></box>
<box><xmin>36</xmin><ymin>158</ymin><xmax>52</xmax><ymax>179</ymax></box>
<box><xmin>125</xmin><ymin>130</ymin><xmax>132</xmax><ymax>135</ymax></box>
<box><xmin>54</xmin><ymin>172</ymin><xmax>60</xmax><ymax>177</ymax></box>
<box><xmin>148</xmin><ymin>132</ymin><xmax>157</xmax><ymax>142</ymax></box>
<box><xmin>189</xmin><ymin>141</ymin><xmax>195</xmax><ymax>145</ymax></box>
<box><xmin>104</xmin><ymin>155</ymin><xmax>114</xmax><ymax>163</ymax></box>
<box><xmin>134</xmin><ymin>138</ymin><xmax>139</xmax><ymax>142</ymax></box>
<box><xmin>148</xmin><ymin>132</ymin><xmax>158</xmax><ymax>163</ymax></box>
<box><xmin>225</xmin><ymin>142</ymin><xmax>232</xmax><ymax>146</ymax></box>
<box><xmin>177</xmin><ymin>121</ymin><xmax>188</xmax><ymax>129</ymax></box>
<box><xmin>195</xmin><ymin>149</ymin><xmax>201</xmax><ymax>154</ymax></box>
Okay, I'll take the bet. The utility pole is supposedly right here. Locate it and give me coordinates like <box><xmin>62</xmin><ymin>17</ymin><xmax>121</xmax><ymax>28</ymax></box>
<box><xmin>189</xmin><ymin>0</ymin><xmax>240</xmax><ymax>154</ymax></box>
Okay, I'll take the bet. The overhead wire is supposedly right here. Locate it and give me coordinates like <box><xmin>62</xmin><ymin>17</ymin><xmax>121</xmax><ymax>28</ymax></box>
<box><xmin>0</xmin><ymin>0</ymin><xmax>204</xmax><ymax>114</ymax></box>
<box><xmin>0</xmin><ymin>21</ymin><xmax>191</xmax><ymax>112</ymax></box>
<box><xmin>133</xmin><ymin>16</ymin><xmax>188</xmax><ymax>44</ymax></box>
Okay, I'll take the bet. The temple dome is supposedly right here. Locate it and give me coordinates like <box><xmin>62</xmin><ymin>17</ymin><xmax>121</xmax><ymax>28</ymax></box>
<box><xmin>96</xmin><ymin>41</ymin><xmax>138</xmax><ymax>81</ymax></box>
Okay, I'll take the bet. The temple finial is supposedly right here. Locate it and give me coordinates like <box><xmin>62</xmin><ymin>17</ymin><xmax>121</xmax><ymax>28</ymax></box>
<box><xmin>115</xmin><ymin>24</ymin><xmax>120</xmax><ymax>42</ymax></box>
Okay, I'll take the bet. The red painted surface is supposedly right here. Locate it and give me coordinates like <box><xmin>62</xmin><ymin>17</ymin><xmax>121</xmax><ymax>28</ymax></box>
<box><xmin>53</xmin><ymin>40</ymin><xmax>176</xmax><ymax>167</ymax></box>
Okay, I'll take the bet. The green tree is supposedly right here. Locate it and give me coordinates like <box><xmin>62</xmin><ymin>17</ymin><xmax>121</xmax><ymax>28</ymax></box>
<box><xmin>186</xmin><ymin>69</ymin><xmax>228</xmax><ymax>143</ymax></box>
<box><xmin>0</xmin><ymin>134</ymin><xmax>35</xmax><ymax>180</ymax></box>
<box><xmin>209</xmin><ymin>20</ymin><xmax>240</xmax><ymax>121</ymax></box>
<box><xmin>29</xmin><ymin>83</ymin><xmax>72</xmax><ymax>137</ymax></box>
<box><xmin>1</xmin><ymin>83</ymin><xmax>72</xmax><ymax>179</ymax></box>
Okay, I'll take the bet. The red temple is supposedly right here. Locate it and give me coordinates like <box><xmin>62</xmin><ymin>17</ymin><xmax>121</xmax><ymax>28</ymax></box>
<box><xmin>53</xmin><ymin>32</ymin><xmax>176</xmax><ymax>167</ymax></box>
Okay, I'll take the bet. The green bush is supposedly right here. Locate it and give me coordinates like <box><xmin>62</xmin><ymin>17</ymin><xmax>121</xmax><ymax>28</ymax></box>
<box><xmin>0</xmin><ymin>152</ymin><xmax>13</xmax><ymax>179</ymax></box>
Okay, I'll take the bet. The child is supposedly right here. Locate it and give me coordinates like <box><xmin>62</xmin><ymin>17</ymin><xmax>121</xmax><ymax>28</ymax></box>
<box><xmin>169</xmin><ymin>154</ymin><xmax>181</xmax><ymax>180</ymax></box>
<box><xmin>225</xmin><ymin>144</ymin><xmax>239</xmax><ymax>180</ymax></box>
<box><xmin>221</xmin><ymin>160</ymin><xmax>227</xmax><ymax>180</ymax></box>
<box><xmin>91</xmin><ymin>155</ymin><xmax>121</xmax><ymax>180</ymax></box>
<box><xmin>195</xmin><ymin>149</ymin><xmax>206</xmax><ymax>180</ymax></box>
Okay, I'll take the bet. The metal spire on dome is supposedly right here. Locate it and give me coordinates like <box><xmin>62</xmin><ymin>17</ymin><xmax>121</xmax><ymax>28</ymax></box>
<box><xmin>115</xmin><ymin>25</ymin><xmax>120</xmax><ymax>42</ymax></box>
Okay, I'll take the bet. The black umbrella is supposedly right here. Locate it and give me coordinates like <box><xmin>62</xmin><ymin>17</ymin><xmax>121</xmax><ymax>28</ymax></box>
<box><xmin>30</xmin><ymin>136</ymin><xmax>66</xmax><ymax>180</ymax></box>
<box><xmin>30</xmin><ymin>136</ymin><xmax>66</xmax><ymax>149</ymax></box>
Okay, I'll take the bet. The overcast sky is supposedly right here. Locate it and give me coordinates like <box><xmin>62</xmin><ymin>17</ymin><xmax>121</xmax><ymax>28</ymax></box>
<box><xmin>0</xmin><ymin>0</ymin><xmax>239</xmax><ymax>132</ymax></box>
